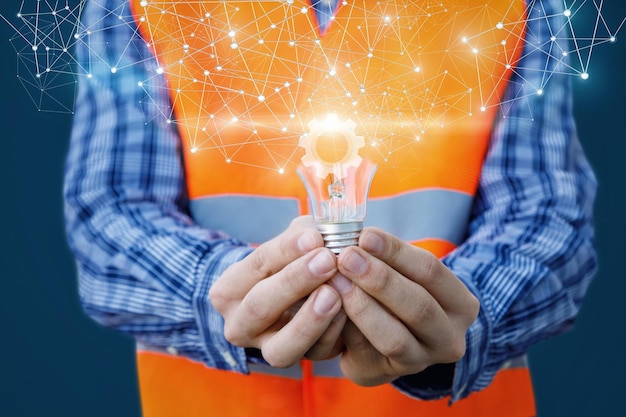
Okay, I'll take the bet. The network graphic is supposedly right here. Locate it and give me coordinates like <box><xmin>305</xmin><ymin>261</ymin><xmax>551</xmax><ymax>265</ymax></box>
<box><xmin>2</xmin><ymin>0</ymin><xmax>624</xmax><ymax>175</ymax></box>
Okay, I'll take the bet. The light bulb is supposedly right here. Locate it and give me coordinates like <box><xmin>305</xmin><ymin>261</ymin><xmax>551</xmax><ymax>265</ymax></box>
<box><xmin>297</xmin><ymin>115</ymin><xmax>377</xmax><ymax>254</ymax></box>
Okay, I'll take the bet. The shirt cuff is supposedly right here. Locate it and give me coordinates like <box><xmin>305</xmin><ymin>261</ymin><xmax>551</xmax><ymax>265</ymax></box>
<box><xmin>392</xmin><ymin>271</ymin><xmax>498</xmax><ymax>402</ymax></box>
<box><xmin>192</xmin><ymin>241</ymin><xmax>254</xmax><ymax>373</ymax></box>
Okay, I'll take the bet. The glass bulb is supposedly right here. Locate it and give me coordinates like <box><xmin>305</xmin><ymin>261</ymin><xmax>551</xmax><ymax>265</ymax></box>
<box><xmin>297</xmin><ymin>115</ymin><xmax>377</xmax><ymax>254</ymax></box>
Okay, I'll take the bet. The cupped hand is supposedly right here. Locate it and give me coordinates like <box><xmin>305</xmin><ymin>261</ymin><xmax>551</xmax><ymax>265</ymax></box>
<box><xmin>331</xmin><ymin>227</ymin><xmax>479</xmax><ymax>386</ymax></box>
<box><xmin>209</xmin><ymin>216</ymin><xmax>346</xmax><ymax>368</ymax></box>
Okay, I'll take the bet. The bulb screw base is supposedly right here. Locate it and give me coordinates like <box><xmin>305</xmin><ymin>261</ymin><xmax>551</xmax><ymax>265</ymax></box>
<box><xmin>317</xmin><ymin>221</ymin><xmax>363</xmax><ymax>254</ymax></box>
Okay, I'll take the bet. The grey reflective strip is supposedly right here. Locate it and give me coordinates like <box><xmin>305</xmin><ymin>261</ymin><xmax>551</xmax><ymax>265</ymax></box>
<box><xmin>249</xmin><ymin>362</ymin><xmax>302</xmax><ymax>379</ymax></box>
<box><xmin>190</xmin><ymin>195</ymin><xmax>300</xmax><ymax>243</ymax></box>
<box><xmin>191</xmin><ymin>190</ymin><xmax>473</xmax><ymax>245</ymax></box>
<box><xmin>365</xmin><ymin>189</ymin><xmax>473</xmax><ymax>245</ymax></box>
<box><xmin>313</xmin><ymin>357</ymin><xmax>344</xmax><ymax>377</ymax></box>
<box><xmin>249</xmin><ymin>358</ymin><xmax>343</xmax><ymax>379</ymax></box>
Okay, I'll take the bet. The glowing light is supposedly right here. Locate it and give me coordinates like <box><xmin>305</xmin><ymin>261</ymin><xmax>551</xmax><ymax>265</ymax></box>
<box><xmin>298</xmin><ymin>115</ymin><xmax>376</xmax><ymax>253</ymax></box>
<box><xmin>2</xmin><ymin>0</ymin><xmax>623</xmax><ymax>160</ymax></box>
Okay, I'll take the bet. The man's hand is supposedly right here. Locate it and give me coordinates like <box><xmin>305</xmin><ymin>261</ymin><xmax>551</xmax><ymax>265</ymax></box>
<box><xmin>209</xmin><ymin>216</ymin><xmax>346</xmax><ymax>368</ymax></box>
<box><xmin>331</xmin><ymin>227</ymin><xmax>480</xmax><ymax>386</ymax></box>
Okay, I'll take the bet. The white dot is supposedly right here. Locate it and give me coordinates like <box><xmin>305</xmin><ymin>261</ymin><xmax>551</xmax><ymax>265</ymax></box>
<box><xmin>111</xmin><ymin>67</ymin><xmax>117</xmax><ymax>73</ymax></box>
<box><xmin>156</xmin><ymin>67</ymin><xmax>164</xmax><ymax>74</ymax></box>
<box><xmin>278</xmin><ymin>168</ymin><xmax>285</xmax><ymax>174</ymax></box>
<box><xmin>496</xmin><ymin>22</ymin><xmax>504</xmax><ymax>30</ymax></box>
<box><xmin>537</xmin><ymin>89</ymin><xmax>543</xmax><ymax>95</ymax></box>
<box><xmin>190</xmin><ymin>147</ymin><xmax>198</xmax><ymax>153</ymax></box>
<box><xmin>564</xmin><ymin>9</ymin><xmax>571</xmax><ymax>17</ymax></box>
<box><xmin>581</xmin><ymin>72</ymin><xmax>589</xmax><ymax>80</ymax></box>
<box><xmin>258</xmin><ymin>95</ymin><xmax>265</xmax><ymax>102</ymax></box>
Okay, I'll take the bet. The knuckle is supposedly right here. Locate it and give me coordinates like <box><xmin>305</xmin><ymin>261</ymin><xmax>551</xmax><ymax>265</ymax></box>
<box><xmin>222</xmin><ymin>322</ymin><xmax>244</xmax><ymax>347</ymax></box>
<box><xmin>262</xmin><ymin>348</ymin><xmax>292</xmax><ymax>369</ymax></box>
<box><xmin>443</xmin><ymin>336</ymin><xmax>467</xmax><ymax>363</ymax></box>
<box><xmin>364</xmin><ymin>265</ymin><xmax>392</xmax><ymax>294</ymax></box>
<box><xmin>420</xmin><ymin>253</ymin><xmax>442</xmax><ymax>285</ymax></box>
<box><xmin>466</xmin><ymin>293</ymin><xmax>480</xmax><ymax>322</ymax></box>
<box><xmin>379</xmin><ymin>337</ymin><xmax>411</xmax><ymax>361</ymax></box>
<box><xmin>250</xmin><ymin>248</ymin><xmax>274</xmax><ymax>276</ymax></box>
<box><xmin>386</xmin><ymin>235</ymin><xmax>403</xmax><ymax>264</ymax></box>
<box><xmin>414</xmin><ymin>300</ymin><xmax>437</xmax><ymax>323</ymax></box>
<box><xmin>244</xmin><ymin>296</ymin><xmax>273</xmax><ymax>324</ymax></box>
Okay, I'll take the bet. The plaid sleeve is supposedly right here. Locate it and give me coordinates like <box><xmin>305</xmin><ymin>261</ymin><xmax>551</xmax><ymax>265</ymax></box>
<box><xmin>394</xmin><ymin>0</ymin><xmax>598</xmax><ymax>401</ymax></box>
<box><xmin>63</xmin><ymin>0</ymin><xmax>253</xmax><ymax>372</ymax></box>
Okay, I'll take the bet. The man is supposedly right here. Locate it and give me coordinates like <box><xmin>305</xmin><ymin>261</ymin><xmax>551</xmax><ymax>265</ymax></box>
<box><xmin>64</xmin><ymin>0</ymin><xmax>597</xmax><ymax>415</ymax></box>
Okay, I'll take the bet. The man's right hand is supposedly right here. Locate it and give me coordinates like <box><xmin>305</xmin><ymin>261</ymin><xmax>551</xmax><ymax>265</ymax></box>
<box><xmin>209</xmin><ymin>216</ymin><xmax>346</xmax><ymax>368</ymax></box>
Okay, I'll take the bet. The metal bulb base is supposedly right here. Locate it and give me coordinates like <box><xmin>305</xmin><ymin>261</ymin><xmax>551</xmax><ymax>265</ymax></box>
<box><xmin>317</xmin><ymin>221</ymin><xmax>363</xmax><ymax>254</ymax></box>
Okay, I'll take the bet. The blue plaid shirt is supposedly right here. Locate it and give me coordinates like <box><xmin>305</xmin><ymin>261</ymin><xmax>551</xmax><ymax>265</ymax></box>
<box><xmin>64</xmin><ymin>0</ymin><xmax>597</xmax><ymax>401</ymax></box>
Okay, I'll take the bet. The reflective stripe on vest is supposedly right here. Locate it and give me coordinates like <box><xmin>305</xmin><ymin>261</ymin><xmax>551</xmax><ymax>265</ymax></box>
<box><xmin>190</xmin><ymin>188</ymin><xmax>473</xmax><ymax>245</ymax></box>
<box><xmin>130</xmin><ymin>0</ymin><xmax>535</xmax><ymax>416</ymax></box>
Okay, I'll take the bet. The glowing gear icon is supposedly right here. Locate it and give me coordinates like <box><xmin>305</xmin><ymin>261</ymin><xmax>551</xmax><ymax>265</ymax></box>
<box><xmin>299</xmin><ymin>115</ymin><xmax>365</xmax><ymax>179</ymax></box>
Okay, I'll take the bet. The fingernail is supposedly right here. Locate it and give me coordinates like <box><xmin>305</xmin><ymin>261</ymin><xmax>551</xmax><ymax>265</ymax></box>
<box><xmin>330</xmin><ymin>273</ymin><xmax>353</xmax><ymax>294</ymax></box>
<box><xmin>313</xmin><ymin>286</ymin><xmax>338</xmax><ymax>315</ymax></box>
<box><xmin>298</xmin><ymin>231</ymin><xmax>319</xmax><ymax>252</ymax></box>
<box><xmin>342</xmin><ymin>250</ymin><xmax>367</xmax><ymax>275</ymax></box>
<box><xmin>361</xmin><ymin>230</ymin><xmax>384</xmax><ymax>254</ymax></box>
<box><xmin>308</xmin><ymin>250</ymin><xmax>336</xmax><ymax>275</ymax></box>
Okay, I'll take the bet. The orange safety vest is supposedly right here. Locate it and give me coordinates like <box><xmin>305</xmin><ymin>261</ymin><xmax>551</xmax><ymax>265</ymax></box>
<box><xmin>130</xmin><ymin>1</ymin><xmax>535</xmax><ymax>416</ymax></box>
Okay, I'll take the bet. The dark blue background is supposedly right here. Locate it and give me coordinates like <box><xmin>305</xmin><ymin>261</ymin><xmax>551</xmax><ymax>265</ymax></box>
<box><xmin>1</xmin><ymin>2</ymin><xmax>624</xmax><ymax>416</ymax></box>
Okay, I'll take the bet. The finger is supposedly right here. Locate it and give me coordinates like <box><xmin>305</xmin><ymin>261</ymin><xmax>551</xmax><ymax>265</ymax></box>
<box><xmin>335</xmin><ymin>249</ymin><xmax>457</xmax><ymax>356</ymax></box>
<box><xmin>260</xmin><ymin>285</ymin><xmax>342</xmax><ymax>368</ymax></box>
<box><xmin>304</xmin><ymin>309</ymin><xmax>347</xmax><ymax>361</ymax></box>
<box><xmin>225</xmin><ymin>247</ymin><xmax>337</xmax><ymax>345</ymax></box>
<box><xmin>210</xmin><ymin>216</ymin><xmax>323</xmax><ymax>307</ymax></box>
<box><xmin>339</xmin><ymin>320</ymin><xmax>408</xmax><ymax>387</ymax></box>
<box><xmin>330</xmin><ymin>271</ymin><xmax>427</xmax><ymax>366</ymax></box>
<box><xmin>358</xmin><ymin>227</ymin><xmax>478</xmax><ymax>316</ymax></box>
